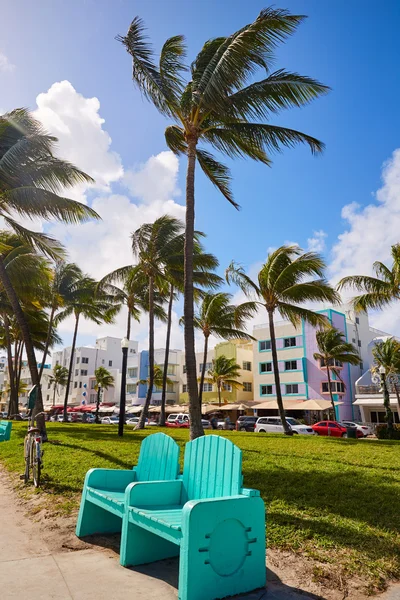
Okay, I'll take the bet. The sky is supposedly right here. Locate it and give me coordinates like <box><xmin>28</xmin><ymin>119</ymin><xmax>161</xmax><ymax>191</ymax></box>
<box><xmin>2</xmin><ymin>0</ymin><xmax>400</xmax><ymax>353</ymax></box>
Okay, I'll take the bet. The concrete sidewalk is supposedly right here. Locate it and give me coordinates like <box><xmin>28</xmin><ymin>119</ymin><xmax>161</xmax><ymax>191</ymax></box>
<box><xmin>1</xmin><ymin>474</ymin><xmax>398</xmax><ymax>600</ymax></box>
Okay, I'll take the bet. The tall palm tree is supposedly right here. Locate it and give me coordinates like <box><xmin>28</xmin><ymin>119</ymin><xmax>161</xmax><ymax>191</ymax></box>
<box><xmin>94</xmin><ymin>366</ymin><xmax>115</xmax><ymax>424</ymax></box>
<box><xmin>0</xmin><ymin>109</ymin><xmax>98</xmax><ymax>435</ymax></box>
<box><xmin>131</xmin><ymin>216</ymin><xmax>182</xmax><ymax>429</ymax></box>
<box><xmin>371</xmin><ymin>338</ymin><xmax>400</xmax><ymax>432</ymax></box>
<box><xmin>189</xmin><ymin>292</ymin><xmax>254</xmax><ymax>408</ymax></box>
<box><xmin>159</xmin><ymin>233</ymin><xmax>221</xmax><ymax>425</ymax></box>
<box><xmin>47</xmin><ymin>364</ymin><xmax>69</xmax><ymax>407</ymax></box>
<box><xmin>118</xmin><ymin>9</ymin><xmax>328</xmax><ymax>439</ymax></box>
<box><xmin>139</xmin><ymin>364</ymin><xmax>174</xmax><ymax>390</ymax></box>
<box><xmin>338</xmin><ymin>244</ymin><xmax>400</xmax><ymax>312</ymax></box>
<box><xmin>203</xmin><ymin>356</ymin><xmax>242</xmax><ymax>407</ymax></box>
<box><xmin>313</xmin><ymin>327</ymin><xmax>361</xmax><ymax>416</ymax></box>
<box><xmin>39</xmin><ymin>261</ymin><xmax>83</xmax><ymax>382</ymax></box>
<box><xmin>55</xmin><ymin>276</ymin><xmax>118</xmax><ymax>421</ymax></box>
<box><xmin>226</xmin><ymin>246</ymin><xmax>340</xmax><ymax>434</ymax></box>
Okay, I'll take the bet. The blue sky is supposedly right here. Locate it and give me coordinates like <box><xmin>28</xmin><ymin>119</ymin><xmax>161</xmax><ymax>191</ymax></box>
<box><xmin>2</xmin><ymin>0</ymin><xmax>400</xmax><ymax>347</ymax></box>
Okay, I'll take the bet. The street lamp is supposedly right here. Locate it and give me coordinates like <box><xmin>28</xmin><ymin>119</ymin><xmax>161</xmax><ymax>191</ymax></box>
<box><xmin>118</xmin><ymin>337</ymin><xmax>129</xmax><ymax>437</ymax></box>
<box><xmin>372</xmin><ymin>365</ymin><xmax>394</xmax><ymax>432</ymax></box>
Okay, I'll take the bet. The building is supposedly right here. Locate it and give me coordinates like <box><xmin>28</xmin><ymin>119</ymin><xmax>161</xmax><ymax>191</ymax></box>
<box><xmin>3</xmin><ymin>361</ymin><xmax>52</xmax><ymax>411</ymax></box>
<box><xmin>52</xmin><ymin>337</ymin><xmax>138</xmax><ymax>406</ymax></box>
<box><xmin>179</xmin><ymin>340</ymin><xmax>254</xmax><ymax>405</ymax></box>
<box><xmin>252</xmin><ymin>305</ymin><xmax>390</xmax><ymax>421</ymax></box>
<box><xmin>138</xmin><ymin>349</ymin><xmax>182</xmax><ymax>405</ymax></box>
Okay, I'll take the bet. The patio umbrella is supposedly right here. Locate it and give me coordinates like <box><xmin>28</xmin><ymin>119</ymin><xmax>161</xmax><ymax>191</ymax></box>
<box><xmin>126</xmin><ymin>406</ymin><xmax>143</xmax><ymax>415</ymax></box>
<box><xmin>253</xmin><ymin>400</ymin><xmax>302</xmax><ymax>410</ymax></box>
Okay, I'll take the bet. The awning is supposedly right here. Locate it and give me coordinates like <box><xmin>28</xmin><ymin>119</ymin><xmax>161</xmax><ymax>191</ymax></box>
<box><xmin>126</xmin><ymin>406</ymin><xmax>143</xmax><ymax>414</ymax></box>
<box><xmin>353</xmin><ymin>398</ymin><xmax>399</xmax><ymax>406</ymax></box>
<box><xmin>294</xmin><ymin>399</ymin><xmax>343</xmax><ymax>411</ymax></box>
<box><xmin>253</xmin><ymin>400</ymin><xmax>302</xmax><ymax>410</ymax></box>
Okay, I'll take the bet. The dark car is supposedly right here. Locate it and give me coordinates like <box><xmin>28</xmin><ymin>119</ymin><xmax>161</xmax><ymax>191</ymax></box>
<box><xmin>236</xmin><ymin>416</ymin><xmax>257</xmax><ymax>432</ymax></box>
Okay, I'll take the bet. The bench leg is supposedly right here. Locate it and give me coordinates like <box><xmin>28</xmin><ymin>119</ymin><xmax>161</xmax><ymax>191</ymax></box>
<box><xmin>120</xmin><ymin>518</ymin><xmax>179</xmax><ymax>567</ymax></box>
<box><xmin>76</xmin><ymin>497</ymin><xmax>121</xmax><ymax>537</ymax></box>
<box><xmin>179</xmin><ymin>497</ymin><xmax>266</xmax><ymax>600</ymax></box>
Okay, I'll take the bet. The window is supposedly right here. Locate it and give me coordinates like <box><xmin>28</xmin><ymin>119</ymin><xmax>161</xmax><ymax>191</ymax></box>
<box><xmin>81</xmin><ymin>357</ymin><xmax>89</xmax><ymax>364</ymax></box>
<box><xmin>81</xmin><ymin>370</ymin><xmax>88</xmax><ymax>376</ymax></box>
<box><xmin>90</xmin><ymin>380</ymin><xmax>96</xmax><ymax>389</ymax></box>
<box><xmin>102</xmin><ymin>359</ymin><xmax>105</xmax><ymax>364</ymax></box>
<box><xmin>223</xmin><ymin>383</ymin><xmax>232</xmax><ymax>392</ymax></box>
<box><xmin>183</xmin><ymin>365</ymin><xmax>187</xmax><ymax>374</ymax></box>
<box><xmin>74</xmin><ymin>382</ymin><xmax>78</xmax><ymax>389</ymax></box>
<box><xmin>355</xmin><ymin>317</ymin><xmax>360</xmax><ymax>324</ymax></box>
<box><xmin>320</xmin><ymin>358</ymin><xmax>343</xmax><ymax>368</ymax></box>
<box><xmin>75</xmin><ymin>369</ymin><xmax>78</xmax><ymax>376</ymax></box>
<box><xmin>328</xmin><ymin>423</ymin><xmax>339</xmax><ymax>428</ymax></box>
<box><xmin>76</xmin><ymin>357</ymin><xmax>80</xmax><ymax>364</ymax></box>
<box><xmin>126</xmin><ymin>384</ymin><xmax>137</xmax><ymax>394</ymax></box>
<box><xmin>352</xmin><ymin>338</ymin><xmax>356</xmax><ymax>343</ymax></box>
<box><xmin>360</xmin><ymin>362</ymin><xmax>363</xmax><ymax>370</ymax></box>
<box><xmin>322</xmin><ymin>381</ymin><xmax>345</xmax><ymax>394</ymax></box>
<box><xmin>46</xmin><ymin>395</ymin><xmax>50</xmax><ymax>402</ymax></box>
<box><xmin>183</xmin><ymin>384</ymin><xmax>187</xmax><ymax>393</ymax></box>
<box><xmin>285</xmin><ymin>384</ymin><xmax>299</xmax><ymax>394</ymax></box>
<box><xmin>358</xmin><ymin>340</ymin><xmax>361</xmax><ymax>347</ymax></box>
<box><xmin>203</xmin><ymin>383</ymin><xmax>213</xmax><ymax>392</ymax></box>
<box><xmin>243</xmin><ymin>382</ymin><xmax>252</xmax><ymax>392</ymax></box>
<box><xmin>64</xmin><ymin>360</ymin><xmax>67</xmax><ymax>367</ymax></box>
<box><xmin>167</xmin><ymin>383</ymin><xmax>174</xmax><ymax>393</ymax></box>
<box><xmin>90</xmin><ymin>394</ymin><xmax>96</xmax><ymax>403</ymax></box>
<box><xmin>199</xmin><ymin>362</ymin><xmax>212</xmax><ymax>373</ymax></box>
<box><xmin>259</xmin><ymin>340</ymin><xmax>271</xmax><ymax>351</ymax></box>
<box><xmin>128</xmin><ymin>368</ymin><xmax>138</xmax><ymax>378</ymax></box>
<box><xmin>285</xmin><ymin>360</ymin><xmax>297</xmax><ymax>371</ymax></box>
<box><xmin>242</xmin><ymin>361</ymin><xmax>252</xmax><ymax>371</ymax></box>
<box><xmin>56</xmin><ymin>360</ymin><xmax>59</xmax><ymax>366</ymax></box>
<box><xmin>167</xmin><ymin>364</ymin><xmax>177</xmax><ymax>376</ymax></box>
<box><xmin>261</xmin><ymin>384</ymin><xmax>273</xmax><ymax>395</ymax></box>
<box><xmin>260</xmin><ymin>362</ymin><xmax>272</xmax><ymax>373</ymax></box>
<box><xmin>79</xmin><ymin>381</ymin><xmax>82</xmax><ymax>388</ymax></box>
<box><xmin>129</xmin><ymin>348</ymin><xmax>136</xmax><ymax>354</ymax></box>
<box><xmin>109</xmin><ymin>360</ymin><xmax>112</xmax><ymax>367</ymax></box>
<box><xmin>284</xmin><ymin>337</ymin><xmax>296</xmax><ymax>348</ymax></box>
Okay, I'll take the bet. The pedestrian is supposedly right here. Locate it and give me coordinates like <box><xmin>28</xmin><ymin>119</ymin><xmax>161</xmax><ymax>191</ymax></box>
<box><xmin>210</xmin><ymin>415</ymin><xmax>218</xmax><ymax>429</ymax></box>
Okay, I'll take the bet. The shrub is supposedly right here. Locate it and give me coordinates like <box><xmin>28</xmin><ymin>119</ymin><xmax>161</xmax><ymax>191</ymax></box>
<box><xmin>375</xmin><ymin>423</ymin><xmax>400</xmax><ymax>440</ymax></box>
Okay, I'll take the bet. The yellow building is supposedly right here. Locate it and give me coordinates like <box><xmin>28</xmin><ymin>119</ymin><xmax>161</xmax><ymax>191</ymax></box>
<box><xmin>179</xmin><ymin>339</ymin><xmax>253</xmax><ymax>405</ymax></box>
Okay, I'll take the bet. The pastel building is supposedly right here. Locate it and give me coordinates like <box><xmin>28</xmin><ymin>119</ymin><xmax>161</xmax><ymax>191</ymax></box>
<box><xmin>253</xmin><ymin>305</ymin><xmax>388</xmax><ymax>420</ymax></box>
<box><xmin>138</xmin><ymin>348</ymin><xmax>181</xmax><ymax>405</ymax></box>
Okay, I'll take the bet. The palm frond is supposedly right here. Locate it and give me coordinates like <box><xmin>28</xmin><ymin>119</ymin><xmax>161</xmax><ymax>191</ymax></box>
<box><xmin>159</xmin><ymin>35</ymin><xmax>187</xmax><ymax>101</ymax></box>
<box><xmin>281</xmin><ymin>279</ymin><xmax>340</xmax><ymax>305</ymax></box>
<box><xmin>225</xmin><ymin>261</ymin><xmax>261</xmax><ymax>298</ymax></box>
<box><xmin>165</xmin><ymin>125</ymin><xmax>187</xmax><ymax>154</ymax></box>
<box><xmin>196</xmin><ymin>149</ymin><xmax>237</xmax><ymax>208</ymax></box>
<box><xmin>2</xmin><ymin>217</ymin><xmax>65</xmax><ymax>260</ymax></box>
<box><xmin>278</xmin><ymin>302</ymin><xmax>328</xmax><ymax>328</ymax></box>
<box><xmin>274</xmin><ymin>251</ymin><xmax>327</xmax><ymax>292</ymax></box>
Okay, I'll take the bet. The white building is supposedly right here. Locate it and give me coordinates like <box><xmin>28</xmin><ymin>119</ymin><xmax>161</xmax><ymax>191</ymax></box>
<box><xmin>138</xmin><ymin>348</ymin><xmax>182</xmax><ymax>405</ymax></box>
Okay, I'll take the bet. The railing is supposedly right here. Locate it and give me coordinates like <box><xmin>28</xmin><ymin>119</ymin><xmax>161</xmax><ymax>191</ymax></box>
<box><xmin>356</xmin><ymin>385</ymin><xmax>381</xmax><ymax>395</ymax></box>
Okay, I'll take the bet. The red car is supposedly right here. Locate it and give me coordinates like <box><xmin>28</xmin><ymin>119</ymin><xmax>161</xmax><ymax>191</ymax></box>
<box><xmin>312</xmin><ymin>420</ymin><xmax>363</xmax><ymax>438</ymax></box>
<box><xmin>165</xmin><ymin>419</ymin><xmax>189</xmax><ymax>429</ymax></box>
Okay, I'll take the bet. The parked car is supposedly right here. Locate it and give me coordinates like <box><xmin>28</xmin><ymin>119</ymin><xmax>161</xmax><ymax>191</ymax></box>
<box><xmin>341</xmin><ymin>421</ymin><xmax>371</xmax><ymax>437</ymax></box>
<box><xmin>255</xmin><ymin>416</ymin><xmax>316</xmax><ymax>435</ymax></box>
<box><xmin>312</xmin><ymin>420</ymin><xmax>363</xmax><ymax>438</ymax></box>
<box><xmin>202</xmin><ymin>419</ymin><xmax>212</xmax><ymax>429</ymax></box>
<box><xmin>167</xmin><ymin>413</ymin><xmax>189</xmax><ymax>423</ymax></box>
<box><xmin>236</xmin><ymin>416</ymin><xmax>257</xmax><ymax>432</ymax></box>
<box><xmin>100</xmin><ymin>416</ymin><xmax>120</xmax><ymax>425</ymax></box>
<box><xmin>166</xmin><ymin>418</ymin><xmax>189</xmax><ymax>428</ymax></box>
<box><xmin>217</xmin><ymin>419</ymin><xmax>235</xmax><ymax>430</ymax></box>
<box><xmin>57</xmin><ymin>414</ymin><xmax>70</xmax><ymax>422</ymax></box>
<box><xmin>126</xmin><ymin>417</ymin><xmax>149</xmax><ymax>426</ymax></box>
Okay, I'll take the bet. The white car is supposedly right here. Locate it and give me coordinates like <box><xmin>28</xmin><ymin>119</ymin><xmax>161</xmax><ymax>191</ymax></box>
<box><xmin>126</xmin><ymin>417</ymin><xmax>150</xmax><ymax>426</ymax></box>
<box><xmin>167</xmin><ymin>413</ymin><xmax>189</xmax><ymax>423</ymax></box>
<box><xmin>101</xmin><ymin>416</ymin><xmax>119</xmax><ymax>424</ymax></box>
<box><xmin>342</xmin><ymin>421</ymin><xmax>371</xmax><ymax>437</ymax></box>
<box><xmin>255</xmin><ymin>416</ymin><xmax>316</xmax><ymax>435</ymax></box>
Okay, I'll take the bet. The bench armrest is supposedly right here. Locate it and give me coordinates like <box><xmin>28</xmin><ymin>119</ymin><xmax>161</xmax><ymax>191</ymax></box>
<box><xmin>241</xmin><ymin>487</ymin><xmax>260</xmax><ymax>497</ymax></box>
<box><xmin>125</xmin><ymin>479</ymin><xmax>183</xmax><ymax>508</ymax></box>
<box><xmin>85</xmin><ymin>468</ymin><xmax>136</xmax><ymax>490</ymax></box>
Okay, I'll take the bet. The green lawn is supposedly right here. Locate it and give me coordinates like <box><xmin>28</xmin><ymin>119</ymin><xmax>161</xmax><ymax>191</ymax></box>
<box><xmin>1</xmin><ymin>423</ymin><xmax>399</xmax><ymax>591</ymax></box>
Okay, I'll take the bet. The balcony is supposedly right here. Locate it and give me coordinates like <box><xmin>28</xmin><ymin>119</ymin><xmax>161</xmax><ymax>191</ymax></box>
<box><xmin>356</xmin><ymin>384</ymin><xmax>381</xmax><ymax>395</ymax></box>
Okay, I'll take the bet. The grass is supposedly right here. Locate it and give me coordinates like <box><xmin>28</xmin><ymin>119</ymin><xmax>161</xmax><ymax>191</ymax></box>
<box><xmin>1</xmin><ymin>423</ymin><xmax>399</xmax><ymax>591</ymax></box>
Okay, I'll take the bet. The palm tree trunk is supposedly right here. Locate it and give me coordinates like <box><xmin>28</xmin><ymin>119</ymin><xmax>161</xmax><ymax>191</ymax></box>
<box><xmin>382</xmin><ymin>376</ymin><xmax>394</xmax><ymax>434</ymax></box>
<box><xmin>63</xmin><ymin>312</ymin><xmax>80</xmax><ymax>422</ymax></box>
<box><xmin>39</xmin><ymin>303</ymin><xmax>56</xmax><ymax>381</ymax></box>
<box><xmin>184</xmin><ymin>138</ymin><xmax>204</xmax><ymax>440</ymax></box>
<box><xmin>268</xmin><ymin>309</ymin><xmax>291</xmax><ymax>435</ymax></box>
<box><xmin>126</xmin><ymin>308</ymin><xmax>131</xmax><ymax>340</ymax></box>
<box><xmin>326</xmin><ymin>366</ymin><xmax>336</xmax><ymax>419</ymax></box>
<box><xmin>3</xmin><ymin>314</ymin><xmax>17</xmax><ymax>418</ymax></box>
<box><xmin>53</xmin><ymin>384</ymin><xmax>57</xmax><ymax>407</ymax></box>
<box><xmin>0</xmin><ymin>256</ymin><xmax>46</xmax><ymax>437</ymax></box>
<box><xmin>95</xmin><ymin>386</ymin><xmax>101</xmax><ymax>424</ymax></box>
<box><xmin>198</xmin><ymin>334</ymin><xmax>209</xmax><ymax>410</ymax></box>
<box><xmin>394</xmin><ymin>383</ymin><xmax>400</xmax><ymax>423</ymax></box>
<box><xmin>160</xmin><ymin>284</ymin><xmax>174</xmax><ymax>427</ymax></box>
<box><xmin>137</xmin><ymin>277</ymin><xmax>154</xmax><ymax>429</ymax></box>
<box><xmin>218</xmin><ymin>382</ymin><xmax>221</xmax><ymax>407</ymax></box>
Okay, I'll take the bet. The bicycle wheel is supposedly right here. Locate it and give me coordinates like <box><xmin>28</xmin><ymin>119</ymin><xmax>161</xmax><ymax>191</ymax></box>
<box><xmin>31</xmin><ymin>440</ymin><xmax>41</xmax><ymax>488</ymax></box>
<box><xmin>24</xmin><ymin>437</ymin><xmax>31</xmax><ymax>484</ymax></box>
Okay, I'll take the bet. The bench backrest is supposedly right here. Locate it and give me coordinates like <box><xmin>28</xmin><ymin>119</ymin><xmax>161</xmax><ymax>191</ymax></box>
<box><xmin>181</xmin><ymin>435</ymin><xmax>242</xmax><ymax>502</ymax></box>
<box><xmin>0</xmin><ymin>420</ymin><xmax>12</xmax><ymax>441</ymax></box>
<box><xmin>136</xmin><ymin>432</ymin><xmax>180</xmax><ymax>482</ymax></box>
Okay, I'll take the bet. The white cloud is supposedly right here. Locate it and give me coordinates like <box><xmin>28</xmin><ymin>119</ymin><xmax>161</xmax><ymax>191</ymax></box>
<box><xmin>0</xmin><ymin>52</ymin><xmax>15</xmax><ymax>73</ymax></box>
<box><xmin>307</xmin><ymin>229</ymin><xmax>327</xmax><ymax>253</ymax></box>
<box><xmin>33</xmin><ymin>81</ymin><xmax>123</xmax><ymax>202</ymax></box>
<box><xmin>124</xmin><ymin>151</ymin><xmax>180</xmax><ymax>203</ymax></box>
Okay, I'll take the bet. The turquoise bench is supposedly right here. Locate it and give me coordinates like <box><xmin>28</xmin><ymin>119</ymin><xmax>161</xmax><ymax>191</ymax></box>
<box><xmin>0</xmin><ymin>420</ymin><xmax>12</xmax><ymax>441</ymax></box>
<box><xmin>76</xmin><ymin>432</ymin><xmax>180</xmax><ymax>537</ymax></box>
<box><xmin>120</xmin><ymin>435</ymin><xmax>266</xmax><ymax>600</ymax></box>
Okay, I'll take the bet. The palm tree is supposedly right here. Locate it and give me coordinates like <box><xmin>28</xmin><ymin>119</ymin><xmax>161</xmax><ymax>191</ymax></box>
<box><xmin>226</xmin><ymin>246</ymin><xmax>340</xmax><ymax>434</ymax></box>
<box><xmin>338</xmin><ymin>244</ymin><xmax>400</xmax><ymax>313</ymax></box>
<box><xmin>159</xmin><ymin>234</ymin><xmax>221</xmax><ymax>425</ymax></box>
<box><xmin>0</xmin><ymin>109</ymin><xmax>98</xmax><ymax>435</ymax></box>
<box><xmin>3</xmin><ymin>379</ymin><xmax>28</xmax><ymax>416</ymax></box>
<box><xmin>55</xmin><ymin>276</ymin><xmax>118</xmax><ymax>421</ymax></box>
<box><xmin>94</xmin><ymin>366</ymin><xmax>115</xmax><ymax>424</ymax></box>
<box><xmin>203</xmin><ymin>356</ymin><xmax>242</xmax><ymax>407</ymax></box>
<box><xmin>139</xmin><ymin>364</ymin><xmax>174</xmax><ymax>389</ymax></box>
<box><xmin>131</xmin><ymin>216</ymin><xmax>182</xmax><ymax>429</ymax></box>
<box><xmin>118</xmin><ymin>9</ymin><xmax>328</xmax><ymax>439</ymax></box>
<box><xmin>47</xmin><ymin>364</ymin><xmax>69</xmax><ymax>407</ymax></box>
<box><xmin>371</xmin><ymin>338</ymin><xmax>400</xmax><ymax>433</ymax></box>
<box><xmin>189</xmin><ymin>292</ymin><xmax>254</xmax><ymax>408</ymax></box>
<box><xmin>313</xmin><ymin>327</ymin><xmax>361</xmax><ymax>416</ymax></box>
<box><xmin>39</xmin><ymin>261</ymin><xmax>83</xmax><ymax>382</ymax></box>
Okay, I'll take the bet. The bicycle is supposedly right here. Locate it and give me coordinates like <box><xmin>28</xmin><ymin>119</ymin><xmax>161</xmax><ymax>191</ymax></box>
<box><xmin>22</xmin><ymin>411</ymin><xmax>45</xmax><ymax>487</ymax></box>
